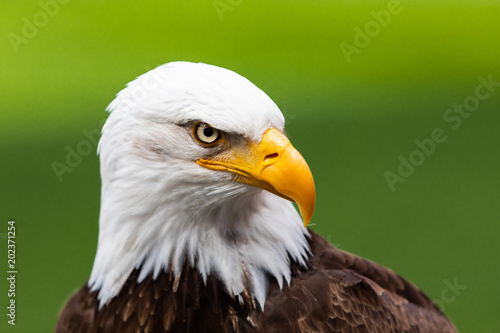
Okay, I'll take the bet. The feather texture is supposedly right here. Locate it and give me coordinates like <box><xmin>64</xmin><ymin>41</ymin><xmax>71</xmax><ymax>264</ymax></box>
<box><xmin>56</xmin><ymin>231</ymin><xmax>457</xmax><ymax>332</ymax></box>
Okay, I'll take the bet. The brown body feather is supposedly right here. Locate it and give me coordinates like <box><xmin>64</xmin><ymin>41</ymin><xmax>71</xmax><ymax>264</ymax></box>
<box><xmin>56</xmin><ymin>231</ymin><xmax>457</xmax><ymax>333</ymax></box>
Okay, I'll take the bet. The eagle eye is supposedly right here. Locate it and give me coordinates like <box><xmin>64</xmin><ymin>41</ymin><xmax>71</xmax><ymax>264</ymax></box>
<box><xmin>193</xmin><ymin>122</ymin><xmax>222</xmax><ymax>146</ymax></box>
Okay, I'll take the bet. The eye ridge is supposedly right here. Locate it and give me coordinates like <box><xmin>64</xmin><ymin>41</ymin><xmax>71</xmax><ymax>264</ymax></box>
<box><xmin>193</xmin><ymin>122</ymin><xmax>222</xmax><ymax>146</ymax></box>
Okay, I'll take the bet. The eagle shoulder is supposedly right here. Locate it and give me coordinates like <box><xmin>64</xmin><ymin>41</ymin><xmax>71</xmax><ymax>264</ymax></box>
<box><xmin>256</xmin><ymin>231</ymin><xmax>458</xmax><ymax>332</ymax></box>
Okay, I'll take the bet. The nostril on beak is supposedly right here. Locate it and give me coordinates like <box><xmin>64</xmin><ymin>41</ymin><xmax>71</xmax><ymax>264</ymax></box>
<box><xmin>264</xmin><ymin>153</ymin><xmax>279</xmax><ymax>164</ymax></box>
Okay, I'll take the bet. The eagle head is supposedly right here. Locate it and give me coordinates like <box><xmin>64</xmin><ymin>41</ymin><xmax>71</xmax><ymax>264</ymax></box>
<box><xmin>89</xmin><ymin>62</ymin><xmax>316</xmax><ymax>308</ymax></box>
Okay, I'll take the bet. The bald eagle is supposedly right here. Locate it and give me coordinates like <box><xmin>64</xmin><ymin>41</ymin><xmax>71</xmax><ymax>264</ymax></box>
<box><xmin>56</xmin><ymin>62</ymin><xmax>457</xmax><ymax>332</ymax></box>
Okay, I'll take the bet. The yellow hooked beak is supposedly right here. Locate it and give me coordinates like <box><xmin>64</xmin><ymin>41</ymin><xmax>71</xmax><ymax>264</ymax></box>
<box><xmin>197</xmin><ymin>128</ymin><xmax>315</xmax><ymax>227</ymax></box>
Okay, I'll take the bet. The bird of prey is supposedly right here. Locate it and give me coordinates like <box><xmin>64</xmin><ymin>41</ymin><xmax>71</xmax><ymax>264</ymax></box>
<box><xmin>56</xmin><ymin>62</ymin><xmax>457</xmax><ymax>332</ymax></box>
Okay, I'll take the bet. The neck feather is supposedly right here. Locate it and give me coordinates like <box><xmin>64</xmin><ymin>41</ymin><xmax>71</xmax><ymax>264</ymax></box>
<box><xmin>89</xmin><ymin>181</ymin><xmax>310</xmax><ymax>308</ymax></box>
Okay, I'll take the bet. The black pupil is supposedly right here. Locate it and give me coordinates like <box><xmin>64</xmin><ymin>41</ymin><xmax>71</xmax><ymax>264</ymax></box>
<box><xmin>203</xmin><ymin>127</ymin><xmax>214</xmax><ymax>138</ymax></box>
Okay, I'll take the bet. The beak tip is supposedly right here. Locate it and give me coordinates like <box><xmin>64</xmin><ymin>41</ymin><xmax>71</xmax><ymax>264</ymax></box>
<box><xmin>300</xmin><ymin>188</ymin><xmax>315</xmax><ymax>228</ymax></box>
<box><xmin>299</xmin><ymin>202</ymin><xmax>314</xmax><ymax>228</ymax></box>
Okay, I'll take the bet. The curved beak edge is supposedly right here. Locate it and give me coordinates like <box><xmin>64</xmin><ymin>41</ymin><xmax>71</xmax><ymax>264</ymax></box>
<box><xmin>260</xmin><ymin>144</ymin><xmax>315</xmax><ymax>227</ymax></box>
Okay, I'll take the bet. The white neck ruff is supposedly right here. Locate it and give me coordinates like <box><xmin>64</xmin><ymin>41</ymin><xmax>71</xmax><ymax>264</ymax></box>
<box><xmin>89</xmin><ymin>178</ymin><xmax>310</xmax><ymax>308</ymax></box>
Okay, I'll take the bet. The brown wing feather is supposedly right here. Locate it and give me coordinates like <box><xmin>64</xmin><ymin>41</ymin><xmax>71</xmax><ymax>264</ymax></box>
<box><xmin>56</xmin><ymin>230</ymin><xmax>457</xmax><ymax>332</ymax></box>
<box><xmin>308</xmin><ymin>230</ymin><xmax>441</xmax><ymax>312</ymax></box>
<box><xmin>256</xmin><ymin>231</ymin><xmax>457</xmax><ymax>332</ymax></box>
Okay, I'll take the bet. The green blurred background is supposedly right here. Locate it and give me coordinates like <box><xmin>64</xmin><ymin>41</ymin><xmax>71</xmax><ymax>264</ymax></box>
<box><xmin>1</xmin><ymin>0</ymin><xmax>499</xmax><ymax>332</ymax></box>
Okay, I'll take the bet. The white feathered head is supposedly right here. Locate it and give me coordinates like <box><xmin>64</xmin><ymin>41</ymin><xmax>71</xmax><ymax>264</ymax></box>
<box><xmin>89</xmin><ymin>62</ymin><xmax>316</xmax><ymax>308</ymax></box>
